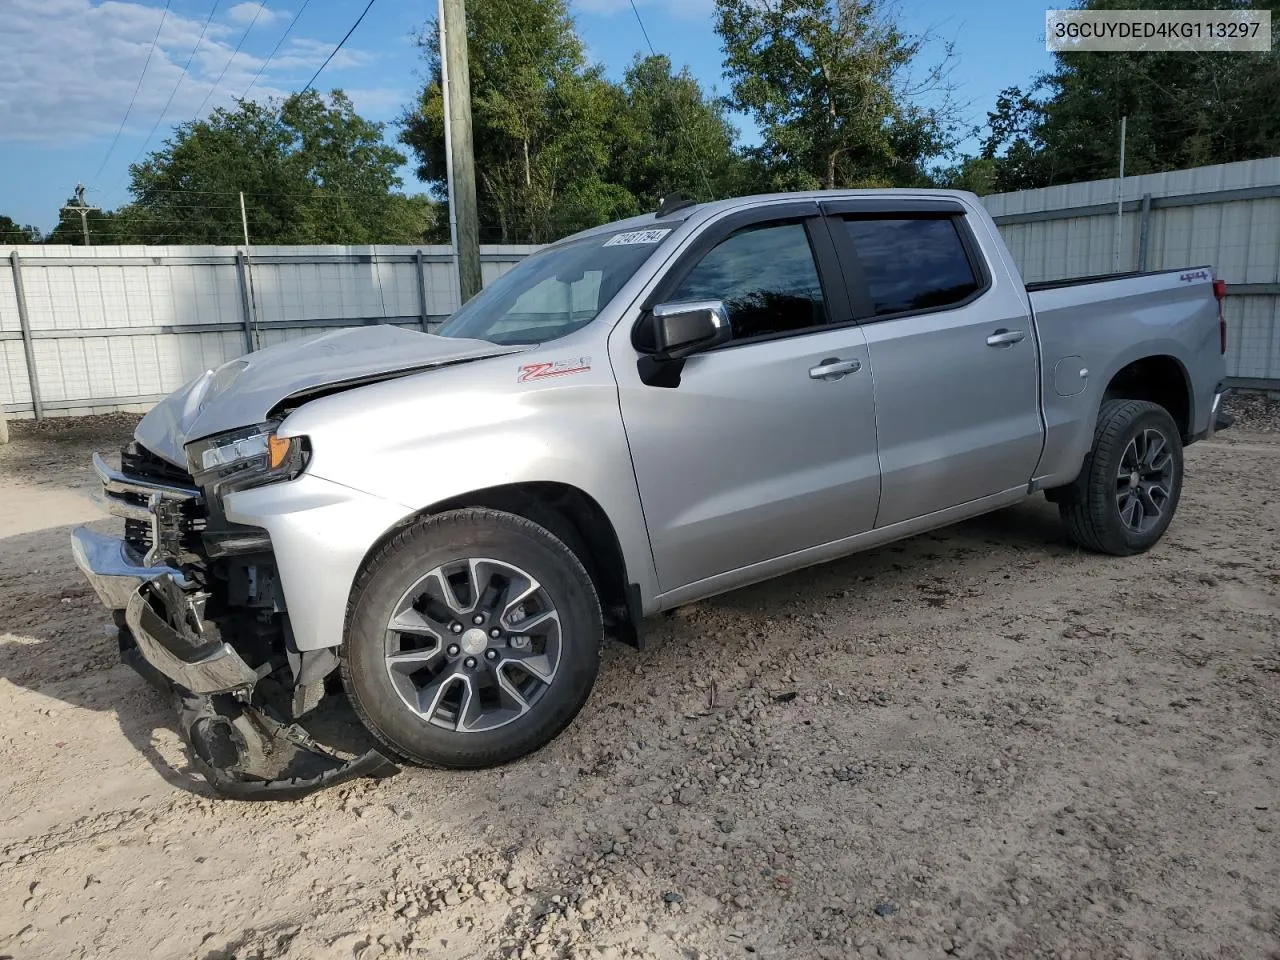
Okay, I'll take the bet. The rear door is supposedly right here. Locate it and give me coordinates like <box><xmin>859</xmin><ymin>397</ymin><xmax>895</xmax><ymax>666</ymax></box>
<box><xmin>610</xmin><ymin>204</ymin><xmax>881</xmax><ymax>593</ymax></box>
<box><xmin>823</xmin><ymin>199</ymin><xmax>1042</xmax><ymax>527</ymax></box>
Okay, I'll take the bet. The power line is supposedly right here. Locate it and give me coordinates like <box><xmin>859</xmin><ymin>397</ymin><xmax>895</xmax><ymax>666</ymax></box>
<box><xmin>241</xmin><ymin>0</ymin><xmax>313</xmax><ymax>98</ymax></box>
<box><xmin>625</xmin><ymin>0</ymin><xmax>714</xmax><ymax>199</ymax></box>
<box><xmin>626</xmin><ymin>0</ymin><xmax>658</xmax><ymax>55</ymax></box>
<box><xmin>191</xmin><ymin>0</ymin><xmax>267</xmax><ymax>121</ymax></box>
<box><xmin>128</xmin><ymin>0</ymin><xmax>223</xmax><ymax>173</ymax></box>
<box><xmin>95</xmin><ymin>0</ymin><xmax>174</xmax><ymax>181</ymax></box>
<box><xmin>301</xmin><ymin>0</ymin><xmax>378</xmax><ymax>94</ymax></box>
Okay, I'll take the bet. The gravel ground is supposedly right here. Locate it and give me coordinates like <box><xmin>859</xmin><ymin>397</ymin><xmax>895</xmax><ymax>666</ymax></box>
<box><xmin>1223</xmin><ymin>390</ymin><xmax>1280</xmax><ymax>433</ymax></box>
<box><xmin>0</xmin><ymin>412</ymin><xmax>1278</xmax><ymax>960</ymax></box>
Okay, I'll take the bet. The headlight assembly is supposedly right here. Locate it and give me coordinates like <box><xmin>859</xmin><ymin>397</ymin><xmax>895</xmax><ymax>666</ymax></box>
<box><xmin>186</xmin><ymin>422</ymin><xmax>309</xmax><ymax>492</ymax></box>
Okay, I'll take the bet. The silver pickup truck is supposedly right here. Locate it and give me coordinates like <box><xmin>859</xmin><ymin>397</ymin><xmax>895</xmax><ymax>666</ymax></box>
<box><xmin>72</xmin><ymin>189</ymin><xmax>1230</xmax><ymax>796</ymax></box>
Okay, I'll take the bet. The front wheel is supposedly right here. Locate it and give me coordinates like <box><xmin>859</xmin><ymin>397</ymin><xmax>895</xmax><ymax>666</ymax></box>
<box><xmin>1058</xmin><ymin>399</ymin><xmax>1184</xmax><ymax>556</ymax></box>
<box><xmin>342</xmin><ymin>509</ymin><xmax>602</xmax><ymax>768</ymax></box>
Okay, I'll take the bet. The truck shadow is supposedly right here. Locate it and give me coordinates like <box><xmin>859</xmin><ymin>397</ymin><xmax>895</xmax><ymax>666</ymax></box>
<box><xmin>0</xmin><ymin>500</ymin><xmax>1068</xmax><ymax>797</ymax></box>
<box><xmin>694</xmin><ymin>494</ymin><xmax>1073</xmax><ymax>620</ymax></box>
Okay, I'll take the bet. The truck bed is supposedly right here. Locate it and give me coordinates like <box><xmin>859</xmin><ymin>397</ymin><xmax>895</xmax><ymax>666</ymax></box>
<box><xmin>1024</xmin><ymin>266</ymin><xmax>1213</xmax><ymax>293</ymax></box>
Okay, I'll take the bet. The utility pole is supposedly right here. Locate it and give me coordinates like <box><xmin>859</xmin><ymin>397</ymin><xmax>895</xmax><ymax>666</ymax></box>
<box><xmin>60</xmin><ymin>183</ymin><xmax>100</xmax><ymax>246</ymax></box>
<box><xmin>239</xmin><ymin>191</ymin><xmax>251</xmax><ymax>246</ymax></box>
<box><xmin>438</xmin><ymin>0</ymin><xmax>482</xmax><ymax>303</ymax></box>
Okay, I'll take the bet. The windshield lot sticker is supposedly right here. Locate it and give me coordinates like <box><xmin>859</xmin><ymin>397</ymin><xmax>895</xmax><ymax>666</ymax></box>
<box><xmin>603</xmin><ymin>229</ymin><xmax>671</xmax><ymax>246</ymax></box>
<box><xmin>518</xmin><ymin>357</ymin><xmax>592</xmax><ymax>382</ymax></box>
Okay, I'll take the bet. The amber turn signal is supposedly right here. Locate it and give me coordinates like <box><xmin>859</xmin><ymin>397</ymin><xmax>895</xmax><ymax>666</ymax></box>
<box><xmin>268</xmin><ymin>434</ymin><xmax>293</xmax><ymax>469</ymax></box>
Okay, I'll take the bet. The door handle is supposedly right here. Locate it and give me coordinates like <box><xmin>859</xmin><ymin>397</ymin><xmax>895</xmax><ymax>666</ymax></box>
<box><xmin>808</xmin><ymin>357</ymin><xmax>862</xmax><ymax>380</ymax></box>
<box><xmin>986</xmin><ymin>329</ymin><xmax>1026</xmax><ymax>347</ymax></box>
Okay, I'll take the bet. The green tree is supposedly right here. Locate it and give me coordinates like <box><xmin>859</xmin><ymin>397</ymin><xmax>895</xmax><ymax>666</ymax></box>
<box><xmin>932</xmin><ymin>87</ymin><xmax>1044</xmax><ymax>195</ymax></box>
<box><xmin>0</xmin><ymin>215</ymin><xmax>42</xmax><ymax>244</ymax></box>
<box><xmin>715</xmin><ymin>0</ymin><xmax>957</xmax><ymax>191</ymax></box>
<box><xmin>1035</xmin><ymin>0</ymin><xmax>1280</xmax><ymax>184</ymax></box>
<box><xmin>128</xmin><ymin>91</ymin><xmax>438</xmax><ymax>244</ymax></box>
<box><xmin>608</xmin><ymin>54</ymin><xmax>745</xmax><ymax>209</ymax></box>
<box><xmin>957</xmin><ymin>0</ymin><xmax>1280</xmax><ymax>191</ymax></box>
<box><xmin>400</xmin><ymin>0</ymin><xmax>635</xmax><ymax>242</ymax></box>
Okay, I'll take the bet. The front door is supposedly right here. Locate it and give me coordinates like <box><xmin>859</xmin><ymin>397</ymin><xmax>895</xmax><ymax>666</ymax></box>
<box><xmin>609</xmin><ymin>209</ymin><xmax>881</xmax><ymax>594</ymax></box>
<box><xmin>824</xmin><ymin>204</ymin><xmax>1043</xmax><ymax>526</ymax></box>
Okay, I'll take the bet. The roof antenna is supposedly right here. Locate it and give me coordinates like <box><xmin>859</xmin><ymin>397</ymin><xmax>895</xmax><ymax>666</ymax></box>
<box><xmin>655</xmin><ymin>193</ymin><xmax>697</xmax><ymax>218</ymax></box>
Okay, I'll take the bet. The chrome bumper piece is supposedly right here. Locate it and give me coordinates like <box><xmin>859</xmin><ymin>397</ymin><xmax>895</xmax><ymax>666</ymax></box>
<box><xmin>1205</xmin><ymin>389</ymin><xmax>1233</xmax><ymax>439</ymax></box>
<box><xmin>73</xmin><ymin>452</ymin><xmax>402</xmax><ymax>798</ymax></box>
<box><xmin>71</xmin><ymin>526</ymin><xmax>257</xmax><ymax>695</ymax></box>
<box><xmin>70</xmin><ymin>526</ymin><xmax>188</xmax><ymax>608</ymax></box>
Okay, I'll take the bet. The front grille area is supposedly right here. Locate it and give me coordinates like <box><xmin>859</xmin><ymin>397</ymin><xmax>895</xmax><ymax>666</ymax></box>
<box><xmin>115</xmin><ymin>443</ymin><xmax>207</xmax><ymax>562</ymax></box>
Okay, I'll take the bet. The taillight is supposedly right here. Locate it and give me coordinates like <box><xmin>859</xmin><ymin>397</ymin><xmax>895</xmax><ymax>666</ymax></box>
<box><xmin>1213</xmin><ymin>278</ymin><xmax>1227</xmax><ymax>354</ymax></box>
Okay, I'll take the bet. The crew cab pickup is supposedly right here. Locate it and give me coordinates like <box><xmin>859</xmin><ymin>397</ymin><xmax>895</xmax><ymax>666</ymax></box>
<box><xmin>72</xmin><ymin>190</ymin><xmax>1230</xmax><ymax>796</ymax></box>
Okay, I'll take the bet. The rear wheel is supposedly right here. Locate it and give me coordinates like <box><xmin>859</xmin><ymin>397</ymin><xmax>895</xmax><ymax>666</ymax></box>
<box><xmin>342</xmin><ymin>509</ymin><xmax>601</xmax><ymax>768</ymax></box>
<box><xmin>1058</xmin><ymin>399</ymin><xmax>1183</xmax><ymax>556</ymax></box>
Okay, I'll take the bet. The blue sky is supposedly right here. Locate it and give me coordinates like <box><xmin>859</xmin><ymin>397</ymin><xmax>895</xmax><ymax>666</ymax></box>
<box><xmin>0</xmin><ymin>0</ymin><xmax>1053</xmax><ymax>234</ymax></box>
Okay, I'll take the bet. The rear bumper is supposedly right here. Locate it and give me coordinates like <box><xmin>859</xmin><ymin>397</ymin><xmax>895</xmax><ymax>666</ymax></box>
<box><xmin>1194</xmin><ymin>388</ymin><xmax>1233</xmax><ymax>442</ymax></box>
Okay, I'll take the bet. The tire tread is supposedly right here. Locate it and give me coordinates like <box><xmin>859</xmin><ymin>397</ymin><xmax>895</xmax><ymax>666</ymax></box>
<box><xmin>1058</xmin><ymin>399</ymin><xmax>1180</xmax><ymax>556</ymax></box>
<box><xmin>339</xmin><ymin>508</ymin><xmax>601</xmax><ymax>769</ymax></box>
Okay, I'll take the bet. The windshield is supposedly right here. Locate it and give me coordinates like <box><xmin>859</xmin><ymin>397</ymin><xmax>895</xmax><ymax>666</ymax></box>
<box><xmin>437</xmin><ymin>227</ymin><xmax>674</xmax><ymax>345</ymax></box>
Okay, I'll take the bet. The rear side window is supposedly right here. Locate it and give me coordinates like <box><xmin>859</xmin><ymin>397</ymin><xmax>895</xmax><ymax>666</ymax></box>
<box><xmin>668</xmin><ymin>221</ymin><xmax>827</xmax><ymax>340</ymax></box>
<box><xmin>840</xmin><ymin>217</ymin><xmax>981</xmax><ymax>317</ymax></box>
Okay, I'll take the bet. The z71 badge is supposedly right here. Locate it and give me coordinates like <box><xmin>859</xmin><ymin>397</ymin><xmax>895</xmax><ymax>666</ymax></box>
<box><xmin>518</xmin><ymin>357</ymin><xmax>592</xmax><ymax>382</ymax></box>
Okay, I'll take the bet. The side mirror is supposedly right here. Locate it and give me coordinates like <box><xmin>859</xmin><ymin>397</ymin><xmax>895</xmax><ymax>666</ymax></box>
<box><xmin>651</xmin><ymin>300</ymin><xmax>731</xmax><ymax>360</ymax></box>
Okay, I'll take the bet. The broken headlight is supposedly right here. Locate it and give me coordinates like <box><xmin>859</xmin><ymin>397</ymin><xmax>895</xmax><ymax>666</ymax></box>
<box><xmin>186</xmin><ymin>423</ymin><xmax>309</xmax><ymax>492</ymax></box>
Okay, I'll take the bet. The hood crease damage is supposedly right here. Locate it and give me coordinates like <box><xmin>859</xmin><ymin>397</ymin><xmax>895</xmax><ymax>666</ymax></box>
<box><xmin>134</xmin><ymin>326</ymin><xmax>522</xmax><ymax>466</ymax></box>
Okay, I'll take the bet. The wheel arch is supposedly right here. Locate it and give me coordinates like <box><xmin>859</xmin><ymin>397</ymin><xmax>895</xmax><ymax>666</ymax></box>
<box><xmin>1100</xmin><ymin>353</ymin><xmax>1193</xmax><ymax>439</ymax></box>
<box><xmin>350</xmin><ymin>481</ymin><xmax>643</xmax><ymax>649</ymax></box>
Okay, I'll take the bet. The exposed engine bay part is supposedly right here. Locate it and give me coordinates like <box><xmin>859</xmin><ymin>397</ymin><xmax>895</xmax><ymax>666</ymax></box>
<box><xmin>113</xmin><ymin>611</ymin><xmax>400</xmax><ymax>800</ymax></box>
<box><xmin>72</xmin><ymin>439</ymin><xmax>399</xmax><ymax>800</ymax></box>
<box><xmin>176</xmin><ymin>692</ymin><xmax>400</xmax><ymax>802</ymax></box>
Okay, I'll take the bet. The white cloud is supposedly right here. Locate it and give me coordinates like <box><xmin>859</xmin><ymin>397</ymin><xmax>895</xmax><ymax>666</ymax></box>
<box><xmin>0</xmin><ymin>0</ymin><xmax>375</xmax><ymax>144</ymax></box>
<box><xmin>228</xmin><ymin>2</ymin><xmax>289</xmax><ymax>26</ymax></box>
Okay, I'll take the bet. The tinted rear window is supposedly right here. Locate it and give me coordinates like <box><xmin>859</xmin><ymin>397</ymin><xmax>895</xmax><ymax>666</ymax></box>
<box><xmin>840</xmin><ymin>217</ymin><xmax>981</xmax><ymax>316</ymax></box>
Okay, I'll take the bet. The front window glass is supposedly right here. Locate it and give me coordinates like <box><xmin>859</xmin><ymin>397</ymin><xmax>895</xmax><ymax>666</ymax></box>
<box><xmin>437</xmin><ymin>229</ymin><xmax>671</xmax><ymax>345</ymax></box>
<box><xmin>667</xmin><ymin>221</ymin><xmax>827</xmax><ymax>340</ymax></box>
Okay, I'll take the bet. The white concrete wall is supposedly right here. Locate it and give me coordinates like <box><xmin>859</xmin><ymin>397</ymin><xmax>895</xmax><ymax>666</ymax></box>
<box><xmin>982</xmin><ymin>157</ymin><xmax>1280</xmax><ymax>384</ymax></box>
<box><xmin>0</xmin><ymin>244</ymin><xmax>537</xmax><ymax>417</ymax></box>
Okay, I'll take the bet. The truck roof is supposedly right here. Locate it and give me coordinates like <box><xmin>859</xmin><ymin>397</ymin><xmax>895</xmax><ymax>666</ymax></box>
<box><xmin>559</xmin><ymin>188</ymin><xmax>981</xmax><ymax>245</ymax></box>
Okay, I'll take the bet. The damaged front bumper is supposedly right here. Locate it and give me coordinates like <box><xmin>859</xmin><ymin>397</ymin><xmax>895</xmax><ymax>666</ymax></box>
<box><xmin>71</xmin><ymin>455</ymin><xmax>398</xmax><ymax>800</ymax></box>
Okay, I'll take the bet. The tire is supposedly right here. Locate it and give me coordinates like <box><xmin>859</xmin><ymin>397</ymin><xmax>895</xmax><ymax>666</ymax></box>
<box><xmin>1058</xmin><ymin>399</ymin><xmax>1184</xmax><ymax>556</ymax></box>
<box><xmin>341</xmin><ymin>508</ymin><xmax>601</xmax><ymax>768</ymax></box>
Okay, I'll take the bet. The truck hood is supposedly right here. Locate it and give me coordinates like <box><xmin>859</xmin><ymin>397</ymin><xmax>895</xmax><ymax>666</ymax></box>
<box><xmin>135</xmin><ymin>326</ymin><xmax>522</xmax><ymax>467</ymax></box>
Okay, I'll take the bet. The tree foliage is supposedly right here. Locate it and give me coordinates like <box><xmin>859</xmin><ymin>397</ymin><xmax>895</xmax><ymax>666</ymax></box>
<box><xmin>125</xmin><ymin>91</ymin><xmax>440</xmax><ymax>244</ymax></box>
<box><xmin>609</xmin><ymin>54</ymin><xmax>746</xmax><ymax>211</ymax></box>
<box><xmin>714</xmin><ymin>0</ymin><xmax>957</xmax><ymax>190</ymax></box>
<box><xmin>0</xmin><ymin>214</ymin><xmax>42</xmax><ymax>244</ymax></box>
<box><xmin>947</xmin><ymin>0</ymin><xmax>1280</xmax><ymax>194</ymax></box>
<box><xmin>399</xmin><ymin>0</ymin><xmax>743</xmax><ymax>242</ymax></box>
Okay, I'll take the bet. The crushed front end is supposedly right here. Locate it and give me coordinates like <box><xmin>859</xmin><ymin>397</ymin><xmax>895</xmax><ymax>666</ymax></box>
<box><xmin>72</xmin><ymin>436</ymin><xmax>399</xmax><ymax>799</ymax></box>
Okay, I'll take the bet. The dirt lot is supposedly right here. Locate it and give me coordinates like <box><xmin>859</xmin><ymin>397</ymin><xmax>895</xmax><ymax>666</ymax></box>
<box><xmin>1</xmin><ymin>404</ymin><xmax>1278</xmax><ymax>960</ymax></box>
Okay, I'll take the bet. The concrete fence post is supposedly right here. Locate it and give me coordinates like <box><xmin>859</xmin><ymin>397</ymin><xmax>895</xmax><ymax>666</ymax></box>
<box><xmin>1137</xmin><ymin>193</ymin><xmax>1153</xmax><ymax>272</ymax></box>
<box><xmin>234</xmin><ymin>251</ymin><xmax>256</xmax><ymax>354</ymax></box>
<box><xmin>414</xmin><ymin>250</ymin><xmax>430</xmax><ymax>332</ymax></box>
<box><xmin>9</xmin><ymin>251</ymin><xmax>43</xmax><ymax>422</ymax></box>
